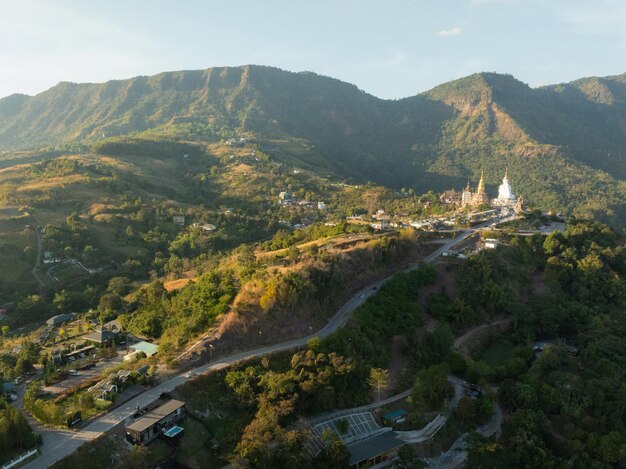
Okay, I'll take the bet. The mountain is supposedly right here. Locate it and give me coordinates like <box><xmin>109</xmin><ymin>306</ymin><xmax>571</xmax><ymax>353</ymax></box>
<box><xmin>1</xmin><ymin>65</ymin><xmax>626</xmax><ymax>223</ymax></box>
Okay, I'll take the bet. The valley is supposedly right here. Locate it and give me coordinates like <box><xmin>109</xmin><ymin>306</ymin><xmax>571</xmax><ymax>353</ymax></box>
<box><xmin>0</xmin><ymin>66</ymin><xmax>624</xmax><ymax>468</ymax></box>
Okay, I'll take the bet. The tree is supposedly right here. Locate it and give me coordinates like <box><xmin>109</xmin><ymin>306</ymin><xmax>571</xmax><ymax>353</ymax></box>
<box><xmin>313</xmin><ymin>432</ymin><xmax>350</xmax><ymax>469</ymax></box>
<box><xmin>368</xmin><ymin>368</ymin><xmax>390</xmax><ymax>401</ymax></box>
<box><xmin>126</xmin><ymin>444</ymin><xmax>149</xmax><ymax>469</ymax></box>
<box><xmin>287</xmin><ymin>245</ymin><xmax>300</xmax><ymax>263</ymax></box>
<box><xmin>107</xmin><ymin>276</ymin><xmax>131</xmax><ymax>296</ymax></box>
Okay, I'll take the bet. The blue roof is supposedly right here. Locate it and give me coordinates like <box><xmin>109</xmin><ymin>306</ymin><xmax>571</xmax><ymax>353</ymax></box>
<box><xmin>383</xmin><ymin>409</ymin><xmax>407</xmax><ymax>419</ymax></box>
<box><xmin>129</xmin><ymin>341</ymin><xmax>159</xmax><ymax>356</ymax></box>
<box><xmin>2</xmin><ymin>382</ymin><xmax>16</xmax><ymax>392</ymax></box>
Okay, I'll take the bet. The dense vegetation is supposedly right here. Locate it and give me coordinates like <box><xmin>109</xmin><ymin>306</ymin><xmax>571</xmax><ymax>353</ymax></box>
<box><xmin>0</xmin><ymin>398</ymin><xmax>39</xmax><ymax>464</ymax></box>
<box><xmin>175</xmin><ymin>265</ymin><xmax>436</xmax><ymax>467</ymax></box>
<box><xmin>440</xmin><ymin>220</ymin><xmax>626</xmax><ymax>467</ymax></box>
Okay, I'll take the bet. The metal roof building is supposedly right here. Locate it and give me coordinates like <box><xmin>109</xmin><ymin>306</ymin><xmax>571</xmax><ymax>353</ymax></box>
<box><xmin>129</xmin><ymin>341</ymin><xmax>159</xmax><ymax>357</ymax></box>
<box><xmin>347</xmin><ymin>430</ymin><xmax>405</xmax><ymax>468</ymax></box>
<box><xmin>125</xmin><ymin>399</ymin><xmax>186</xmax><ymax>444</ymax></box>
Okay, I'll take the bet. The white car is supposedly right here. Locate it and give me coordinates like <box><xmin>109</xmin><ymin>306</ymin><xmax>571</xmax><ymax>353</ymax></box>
<box><xmin>68</xmin><ymin>370</ymin><xmax>80</xmax><ymax>376</ymax></box>
<box><xmin>184</xmin><ymin>371</ymin><xmax>196</xmax><ymax>379</ymax></box>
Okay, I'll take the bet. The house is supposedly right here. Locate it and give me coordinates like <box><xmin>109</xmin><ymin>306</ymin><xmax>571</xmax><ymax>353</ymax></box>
<box><xmin>103</xmin><ymin>319</ymin><xmax>123</xmax><ymax>333</ymax></box>
<box><xmin>65</xmin><ymin>345</ymin><xmax>96</xmax><ymax>362</ymax></box>
<box><xmin>98</xmin><ymin>383</ymin><xmax>118</xmax><ymax>400</ymax></box>
<box><xmin>317</xmin><ymin>201</ymin><xmax>327</xmax><ymax>210</ymax></box>
<box><xmin>440</xmin><ymin>189</ymin><xmax>461</xmax><ymax>204</ymax></box>
<box><xmin>125</xmin><ymin>399</ymin><xmax>187</xmax><ymax>445</ymax></box>
<box><xmin>484</xmin><ymin>238</ymin><xmax>499</xmax><ymax>249</ymax></box>
<box><xmin>200</xmin><ymin>223</ymin><xmax>217</xmax><ymax>232</ymax></box>
<box><xmin>46</xmin><ymin>313</ymin><xmax>76</xmax><ymax>327</ymax></box>
<box><xmin>172</xmin><ymin>216</ymin><xmax>185</xmax><ymax>226</ymax></box>
<box><xmin>84</xmin><ymin>329</ymin><xmax>118</xmax><ymax>345</ymax></box>
<box><xmin>347</xmin><ymin>431</ymin><xmax>405</xmax><ymax>468</ymax></box>
<box><xmin>129</xmin><ymin>341</ymin><xmax>159</xmax><ymax>357</ymax></box>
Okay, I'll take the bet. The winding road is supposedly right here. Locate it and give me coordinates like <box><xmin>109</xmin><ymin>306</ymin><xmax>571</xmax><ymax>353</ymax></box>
<box><xmin>23</xmin><ymin>224</ymin><xmax>493</xmax><ymax>468</ymax></box>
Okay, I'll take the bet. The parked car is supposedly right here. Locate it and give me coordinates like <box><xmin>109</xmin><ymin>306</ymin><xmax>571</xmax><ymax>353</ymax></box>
<box><xmin>68</xmin><ymin>370</ymin><xmax>80</xmax><ymax>376</ymax></box>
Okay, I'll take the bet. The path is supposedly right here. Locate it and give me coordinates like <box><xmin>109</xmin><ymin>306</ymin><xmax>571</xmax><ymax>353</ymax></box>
<box><xmin>453</xmin><ymin>319</ymin><xmax>513</xmax><ymax>355</ymax></box>
<box><xmin>423</xmin><ymin>403</ymin><xmax>503</xmax><ymax>468</ymax></box>
<box><xmin>30</xmin><ymin>225</ymin><xmax>45</xmax><ymax>292</ymax></box>
<box><xmin>23</xmin><ymin>223</ymin><xmax>494</xmax><ymax>469</ymax></box>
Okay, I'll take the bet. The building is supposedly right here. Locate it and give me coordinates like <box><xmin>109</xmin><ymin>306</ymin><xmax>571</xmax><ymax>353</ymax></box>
<box><xmin>84</xmin><ymin>328</ymin><xmax>118</xmax><ymax>345</ymax></box>
<box><xmin>471</xmin><ymin>171</ymin><xmax>490</xmax><ymax>207</ymax></box>
<box><xmin>484</xmin><ymin>238</ymin><xmax>500</xmax><ymax>249</ymax></box>
<box><xmin>461</xmin><ymin>182</ymin><xmax>473</xmax><ymax>208</ymax></box>
<box><xmin>46</xmin><ymin>313</ymin><xmax>76</xmax><ymax>327</ymax></box>
<box><xmin>172</xmin><ymin>216</ymin><xmax>185</xmax><ymax>226</ymax></box>
<box><xmin>129</xmin><ymin>341</ymin><xmax>159</xmax><ymax>357</ymax></box>
<box><xmin>125</xmin><ymin>399</ymin><xmax>186</xmax><ymax>445</ymax></box>
<box><xmin>347</xmin><ymin>430</ymin><xmax>405</xmax><ymax>468</ymax></box>
<box><xmin>200</xmin><ymin>223</ymin><xmax>217</xmax><ymax>232</ymax></box>
<box><xmin>65</xmin><ymin>345</ymin><xmax>96</xmax><ymax>361</ymax></box>
<box><xmin>440</xmin><ymin>189</ymin><xmax>460</xmax><ymax>205</ymax></box>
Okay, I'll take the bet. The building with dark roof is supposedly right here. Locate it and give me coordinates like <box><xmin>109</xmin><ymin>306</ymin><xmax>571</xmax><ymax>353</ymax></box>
<box><xmin>347</xmin><ymin>430</ymin><xmax>405</xmax><ymax>468</ymax></box>
<box><xmin>84</xmin><ymin>329</ymin><xmax>118</xmax><ymax>345</ymax></box>
<box><xmin>125</xmin><ymin>399</ymin><xmax>186</xmax><ymax>445</ymax></box>
<box><xmin>46</xmin><ymin>313</ymin><xmax>76</xmax><ymax>327</ymax></box>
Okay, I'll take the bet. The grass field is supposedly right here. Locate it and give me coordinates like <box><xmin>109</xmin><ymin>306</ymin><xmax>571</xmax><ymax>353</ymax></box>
<box><xmin>175</xmin><ymin>417</ymin><xmax>214</xmax><ymax>468</ymax></box>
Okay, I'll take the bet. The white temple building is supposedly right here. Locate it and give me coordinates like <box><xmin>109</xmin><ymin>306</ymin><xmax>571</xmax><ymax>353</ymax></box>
<box><xmin>492</xmin><ymin>169</ymin><xmax>517</xmax><ymax>206</ymax></box>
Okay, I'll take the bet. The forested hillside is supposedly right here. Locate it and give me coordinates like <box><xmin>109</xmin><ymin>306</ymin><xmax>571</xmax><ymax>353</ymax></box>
<box><xmin>1</xmin><ymin>66</ymin><xmax>626</xmax><ymax>223</ymax></box>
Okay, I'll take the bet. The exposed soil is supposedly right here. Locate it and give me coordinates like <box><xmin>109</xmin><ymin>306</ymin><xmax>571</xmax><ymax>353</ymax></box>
<box><xmin>179</xmin><ymin>241</ymin><xmax>440</xmax><ymax>365</ymax></box>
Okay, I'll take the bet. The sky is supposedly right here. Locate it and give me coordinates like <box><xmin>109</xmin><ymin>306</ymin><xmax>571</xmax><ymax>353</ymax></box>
<box><xmin>1</xmin><ymin>0</ymin><xmax>625</xmax><ymax>100</ymax></box>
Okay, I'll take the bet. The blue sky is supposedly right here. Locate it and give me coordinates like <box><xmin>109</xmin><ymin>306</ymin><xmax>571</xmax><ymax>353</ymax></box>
<box><xmin>1</xmin><ymin>0</ymin><xmax>625</xmax><ymax>99</ymax></box>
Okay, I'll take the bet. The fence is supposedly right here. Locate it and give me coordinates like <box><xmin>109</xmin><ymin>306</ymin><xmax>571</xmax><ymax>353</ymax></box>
<box><xmin>2</xmin><ymin>448</ymin><xmax>38</xmax><ymax>469</ymax></box>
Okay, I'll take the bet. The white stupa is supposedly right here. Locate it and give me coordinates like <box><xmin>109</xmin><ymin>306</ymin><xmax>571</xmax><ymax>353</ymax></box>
<box><xmin>494</xmin><ymin>169</ymin><xmax>517</xmax><ymax>206</ymax></box>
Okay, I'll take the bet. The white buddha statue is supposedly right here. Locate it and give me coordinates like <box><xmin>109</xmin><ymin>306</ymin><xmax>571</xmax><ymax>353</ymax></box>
<box><xmin>497</xmin><ymin>169</ymin><xmax>516</xmax><ymax>204</ymax></box>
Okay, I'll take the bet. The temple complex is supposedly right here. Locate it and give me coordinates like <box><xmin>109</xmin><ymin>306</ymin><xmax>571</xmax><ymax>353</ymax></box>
<box><xmin>457</xmin><ymin>169</ymin><xmax>520</xmax><ymax>210</ymax></box>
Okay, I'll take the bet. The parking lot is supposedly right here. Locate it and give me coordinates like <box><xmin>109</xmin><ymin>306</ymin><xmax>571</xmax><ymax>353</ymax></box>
<box><xmin>42</xmin><ymin>350</ymin><xmax>125</xmax><ymax>395</ymax></box>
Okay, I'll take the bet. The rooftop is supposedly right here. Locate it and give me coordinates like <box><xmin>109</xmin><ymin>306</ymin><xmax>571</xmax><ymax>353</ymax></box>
<box><xmin>129</xmin><ymin>341</ymin><xmax>159</xmax><ymax>356</ymax></box>
<box><xmin>126</xmin><ymin>399</ymin><xmax>185</xmax><ymax>433</ymax></box>
<box><xmin>84</xmin><ymin>329</ymin><xmax>117</xmax><ymax>343</ymax></box>
<box><xmin>347</xmin><ymin>430</ymin><xmax>404</xmax><ymax>466</ymax></box>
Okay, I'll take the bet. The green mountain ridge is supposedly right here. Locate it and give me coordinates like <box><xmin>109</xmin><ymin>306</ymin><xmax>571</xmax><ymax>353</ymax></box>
<box><xmin>1</xmin><ymin>65</ymin><xmax>626</xmax><ymax>223</ymax></box>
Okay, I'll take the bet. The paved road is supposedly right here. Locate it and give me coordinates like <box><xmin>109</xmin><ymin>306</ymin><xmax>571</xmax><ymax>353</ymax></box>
<box><xmin>24</xmin><ymin>226</ymin><xmax>487</xmax><ymax>468</ymax></box>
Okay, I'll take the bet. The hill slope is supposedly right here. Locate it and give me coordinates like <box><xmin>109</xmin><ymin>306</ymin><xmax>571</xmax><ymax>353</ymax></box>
<box><xmin>1</xmin><ymin>66</ymin><xmax>626</xmax><ymax>223</ymax></box>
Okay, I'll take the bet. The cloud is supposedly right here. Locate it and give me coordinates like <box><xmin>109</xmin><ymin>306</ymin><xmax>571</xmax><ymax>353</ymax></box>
<box><xmin>438</xmin><ymin>27</ymin><xmax>462</xmax><ymax>37</ymax></box>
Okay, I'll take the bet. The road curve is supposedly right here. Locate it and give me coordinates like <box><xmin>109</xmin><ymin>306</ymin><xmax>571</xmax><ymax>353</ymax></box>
<box><xmin>24</xmin><ymin>227</ymin><xmax>484</xmax><ymax>469</ymax></box>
